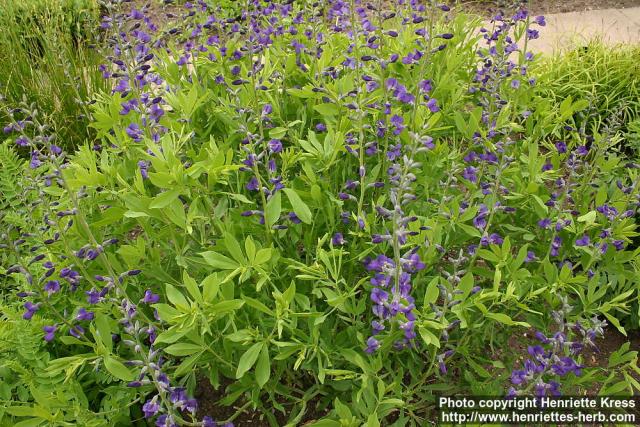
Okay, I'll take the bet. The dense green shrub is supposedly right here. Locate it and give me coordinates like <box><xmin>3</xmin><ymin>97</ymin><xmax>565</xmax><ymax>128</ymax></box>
<box><xmin>1</xmin><ymin>1</ymin><xmax>639</xmax><ymax>426</ymax></box>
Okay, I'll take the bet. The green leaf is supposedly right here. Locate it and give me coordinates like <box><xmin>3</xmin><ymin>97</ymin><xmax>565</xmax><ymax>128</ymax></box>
<box><xmin>183</xmin><ymin>271</ymin><xmax>202</xmax><ymax>303</ymax></box>
<box><xmin>308</xmin><ymin>421</ymin><xmax>341</xmax><ymax>427</ymax></box>
<box><xmin>485</xmin><ymin>313</ymin><xmax>530</xmax><ymax>327</ymax></box>
<box><xmin>255</xmin><ymin>345</ymin><xmax>270</xmax><ymax>388</ymax></box>
<box><xmin>236</xmin><ymin>342</ymin><xmax>263</xmax><ymax>379</ymax></box>
<box><xmin>244</xmin><ymin>236</ymin><xmax>256</xmax><ymax>262</ymax></box>
<box><xmin>14</xmin><ymin>418</ymin><xmax>45</xmax><ymax>427</ymax></box>
<box><xmin>313</xmin><ymin>103</ymin><xmax>339</xmax><ymax>116</ymax></box>
<box><xmin>241</xmin><ymin>295</ymin><xmax>274</xmax><ymax>316</ymax></box>
<box><xmin>209</xmin><ymin>299</ymin><xmax>245</xmax><ymax>315</ymax></box>
<box><xmin>423</xmin><ymin>277</ymin><xmax>440</xmax><ymax>306</ymax></box>
<box><xmin>264</xmin><ymin>191</ymin><xmax>282</xmax><ymax>228</ymax></box>
<box><xmin>202</xmin><ymin>273</ymin><xmax>221</xmax><ymax>303</ymax></box>
<box><xmin>458</xmin><ymin>272</ymin><xmax>474</xmax><ymax>299</ymax></box>
<box><xmin>152</xmin><ymin>303</ymin><xmax>181</xmax><ymax>322</ymax></box>
<box><xmin>5</xmin><ymin>406</ymin><xmax>48</xmax><ymax>418</ymax></box>
<box><xmin>283</xmin><ymin>188</ymin><xmax>312</xmax><ymax>224</ymax></box>
<box><xmin>149</xmin><ymin>188</ymin><xmax>181</xmax><ymax>209</ymax></box>
<box><xmin>418</xmin><ymin>327</ymin><xmax>441</xmax><ymax>348</ymax></box>
<box><xmin>164</xmin><ymin>343</ymin><xmax>203</xmax><ymax>356</ymax></box>
<box><xmin>602</xmin><ymin>312</ymin><xmax>626</xmax><ymax>336</ymax></box>
<box><xmin>366</xmin><ymin>414</ymin><xmax>381</xmax><ymax>427</ymax></box>
<box><xmin>224</xmin><ymin>232</ymin><xmax>246</xmax><ymax>264</ymax></box>
<box><xmin>104</xmin><ymin>357</ymin><xmax>134</xmax><ymax>381</ymax></box>
<box><xmin>166</xmin><ymin>283</ymin><xmax>189</xmax><ymax>309</ymax></box>
<box><xmin>578</xmin><ymin>210</ymin><xmax>597</xmax><ymax>224</ymax></box>
<box><xmin>95</xmin><ymin>314</ymin><xmax>113</xmax><ymax>353</ymax></box>
<box><xmin>253</xmin><ymin>248</ymin><xmax>272</xmax><ymax>265</ymax></box>
<box><xmin>201</xmin><ymin>251</ymin><xmax>239</xmax><ymax>270</ymax></box>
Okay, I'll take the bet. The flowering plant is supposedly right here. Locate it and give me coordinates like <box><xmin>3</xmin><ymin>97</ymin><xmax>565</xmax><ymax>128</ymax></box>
<box><xmin>1</xmin><ymin>0</ymin><xmax>639</xmax><ymax>425</ymax></box>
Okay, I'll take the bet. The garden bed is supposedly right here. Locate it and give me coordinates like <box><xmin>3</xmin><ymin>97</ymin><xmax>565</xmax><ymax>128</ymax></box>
<box><xmin>0</xmin><ymin>1</ymin><xmax>639</xmax><ymax>426</ymax></box>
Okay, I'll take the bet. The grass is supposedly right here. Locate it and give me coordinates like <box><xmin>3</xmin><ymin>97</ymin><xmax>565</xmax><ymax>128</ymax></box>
<box><xmin>536</xmin><ymin>41</ymin><xmax>640</xmax><ymax>155</ymax></box>
<box><xmin>0</xmin><ymin>0</ymin><xmax>107</xmax><ymax>149</ymax></box>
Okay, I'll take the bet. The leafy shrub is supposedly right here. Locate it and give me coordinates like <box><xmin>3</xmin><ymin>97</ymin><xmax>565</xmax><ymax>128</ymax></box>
<box><xmin>1</xmin><ymin>1</ymin><xmax>639</xmax><ymax>426</ymax></box>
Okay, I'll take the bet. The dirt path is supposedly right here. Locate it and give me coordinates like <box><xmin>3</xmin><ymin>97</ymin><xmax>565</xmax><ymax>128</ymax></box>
<box><xmin>523</xmin><ymin>7</ymin><xmax>640</xmax><ymax>53</ymax></box>
<box><xmin>458</xmin><ymin>0</ymin><xmax>640</xmax><ymax>15</ymax></box>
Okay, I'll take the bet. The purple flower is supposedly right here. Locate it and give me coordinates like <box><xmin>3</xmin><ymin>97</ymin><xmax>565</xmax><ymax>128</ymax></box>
<box><xmin>268</xmin><ymin>139</ymin><xmax>283</xmax><ymax>153</ymax></box>
<box><xmin>76</xmin><ymin>308</ymin><xmax>94</xmax><ymax>321</ymax></box>
<box><xmin>364</xmin><ymin>337</ymin><xmax>380</xmax><ymax>353</ymax></box>
<box><xmin>331</xmin><ymin>233</ymin><xmax>346</xmax><ymax>246</ymax></box>
<box><xmin>419</xmin><ymin>79</ymin><xmax>432</xmax><ymax>93</ymax></box>
<box><xmin>538</xmin><ymin>218</ymin><xmax>551</xmax><ymax>229</ymax></box>
<box><xmin>86</xmin><ymin>288</ymin><xmax>102</xmax><ymax>304</ymax></box>
<box><xmin>612</xmin><ymin>240</ymin><xmax>625</xmax><ymax>251</ymax></box>
<box><xmin>43</xmin><ymin>325</ymin><xmax>57</xmax><ymax>342</ymax></box>
<box><xmin>462</xmin><ymin>166</ymin><xmax>477</xmax><ymax>183</ymax></box>
<box><xmin>390</xmin><ymin>115</ymin><xmax>405</xmax><ymax>135</ymax></box>
<box><xmin>371</xmin><ymin>288</ymin><xmax>389</xmax><ymax>305</ymax></box>
<box><xmin>551</xmin><ymin>236</ymin><xmax>562</xmax><ymax>257</ymax></box>
<box><xmin>126</xmin><ymin>123</ymin><xmax>143</xmax><ymax>142</ymax></box>
<box><xmin>44</xmin><ymin>280</ymin><xmax>60</xmax><ymax>296</ymax></box>
<box><xmin>143</xmin><ymin>398</ymin><xmax>160</xmax><ymax>418</ymax></box>
<box><xmin>246</xmin><ymin>177</ymin><xmax>260</xmax><ymax>191</ymax></box>
<box><xmin>426</xmin><ymin>98</ymin><xmax>440</xmax><ymax>113</ymax></box>
<box><xmin>387</xmin><ymin>143</ymin><xmax>402</xmax><ymax>160</ymax></box>
<box><xmin>473</xmin><ymin>204</ymin><xmax>489</xmax><ymax>230</ymax></box>
<box><xmin>138</xmin><ymin>160</ymin><xmax>150</xmax><ymax>179</ymax></box>
<box><xmin>555</xmin><ymin>141</ymin><xmax>567</xmax><ymax>154</ymax></box>
<box><xmin>23</xmin><ymin>301</ymin><xmax>40</xmax><ymax>320</ymax></box>
<box><xmin>142</xmin><ymin>290</ymin><xmax>160</xmax><ymax>304</ymax></box>
<box><xmin>524</xmin><ymin>251</ymin><xmax>537</xmax><ymax>263</ymax></box>
<box><xmin>575</xmin><ymin>145</ymin><xmax>589</xmax><ymax>156</ymax></box>
<box><xmin>575</xmin><ymin>235</ymin><xmax>590</xmax><ymax>247</ymax></box>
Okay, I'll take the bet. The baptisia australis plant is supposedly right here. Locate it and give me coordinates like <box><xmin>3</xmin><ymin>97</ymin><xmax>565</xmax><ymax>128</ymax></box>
<box><xmin>2</xmin><ymin>91</ymin><xmax>230</xmax><ymax>427</ymax></box>
<box><xmin>3</xmin><ymin>0</ymin><xmax>640</xmax><ymax>425</ymax></box>
<box><xmin>508</xmin><ymin>296</ymin><xmax>606</xmax><ymax>398</ymax></box>
<box><xmin>323</xmin><ymin>0</ymin><xmax>454</xmax><ymax>353</ymax></box>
